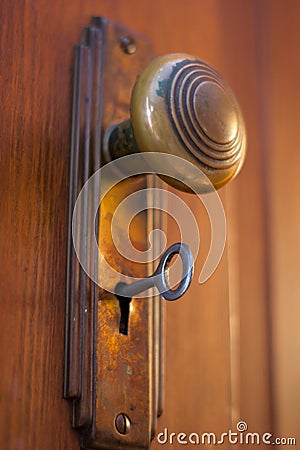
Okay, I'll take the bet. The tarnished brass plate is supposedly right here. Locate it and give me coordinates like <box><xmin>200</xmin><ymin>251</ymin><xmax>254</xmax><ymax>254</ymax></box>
<box><xmin>64</xmin><ymin>17</ymin><xmax>163</xmax><ymax>449</ymax></box>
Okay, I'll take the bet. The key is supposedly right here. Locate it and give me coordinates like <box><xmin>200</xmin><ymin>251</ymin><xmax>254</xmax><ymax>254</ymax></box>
<box><xmin>115</xmin><ymin>242</ymin><xmax>194</xmax><ymax>301</ymax></box>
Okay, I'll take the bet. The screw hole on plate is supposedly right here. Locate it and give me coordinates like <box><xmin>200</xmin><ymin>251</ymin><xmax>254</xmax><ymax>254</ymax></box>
<box><xmin>115</xmin><ymin>413</ymin><xmax>131</xmax><ymax>435</ymax></box>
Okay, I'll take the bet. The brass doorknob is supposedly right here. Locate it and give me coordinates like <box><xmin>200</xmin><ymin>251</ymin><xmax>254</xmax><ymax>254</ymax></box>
<box><xmin>107</xmin><ymin>53</ymin><xmax>246</xmax><ymax>193</ymax></box>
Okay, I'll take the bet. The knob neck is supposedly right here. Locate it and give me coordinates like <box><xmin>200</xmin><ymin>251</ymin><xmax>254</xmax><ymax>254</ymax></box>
<box><xmin>107</xmin><ymin>119</ymin><xmax>138</xmax><ymax>161</ymax></box>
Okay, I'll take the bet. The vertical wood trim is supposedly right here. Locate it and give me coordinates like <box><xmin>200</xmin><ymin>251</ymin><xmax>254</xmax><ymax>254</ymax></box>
<box><xmin>226</xmin><ymin>186</ymin><xmax>241</xmax><ymax>427</ymax></box>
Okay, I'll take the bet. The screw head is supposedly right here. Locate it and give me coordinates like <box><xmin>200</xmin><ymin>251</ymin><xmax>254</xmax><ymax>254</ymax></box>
<box><xmin>115</xmin><ymin>413</ymin><xmax>131</xmax><ymax>435</ymax></box>
<box><xmin>120</xmin><ymin>36</ymin><xmax>137</xmax><ymax>55</ymax></box>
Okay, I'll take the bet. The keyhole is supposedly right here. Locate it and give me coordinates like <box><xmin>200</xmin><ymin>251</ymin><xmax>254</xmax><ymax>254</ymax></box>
<box><xmin>118</xmin><ymin>297</ymin><xmax>131</xmax><ymax>335</ymax></box>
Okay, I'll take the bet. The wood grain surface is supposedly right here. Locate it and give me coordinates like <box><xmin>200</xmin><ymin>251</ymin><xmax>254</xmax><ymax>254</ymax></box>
<box><xmin>1</xmin><ymin>1</ymin><xmax>299</xmax><ymax>449</ymax></box>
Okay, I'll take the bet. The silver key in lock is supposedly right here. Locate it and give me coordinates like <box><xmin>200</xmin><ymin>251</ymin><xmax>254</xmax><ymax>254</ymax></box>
<box><xmin>115</xmin><ymin>242</ymin><xmax>194</xmax><ymax>301</ymax></box>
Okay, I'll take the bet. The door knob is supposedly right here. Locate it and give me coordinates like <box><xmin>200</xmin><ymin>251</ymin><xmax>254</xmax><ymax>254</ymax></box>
<box><xmin>107</xmin><ymin>53</ymin><xmax>246</xmax><ymax>193</ymax></box>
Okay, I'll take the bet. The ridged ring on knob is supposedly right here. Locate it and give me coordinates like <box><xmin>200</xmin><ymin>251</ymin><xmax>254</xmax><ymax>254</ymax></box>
<box><xmin>130</xmin><ymin>53</ymin><xmax>246</xmax><ymax>192</ymax></box>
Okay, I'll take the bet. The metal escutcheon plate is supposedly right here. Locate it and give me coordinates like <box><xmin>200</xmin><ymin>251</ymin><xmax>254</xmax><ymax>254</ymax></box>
<box><xmin>64</xmin><ymin>17</ymin><xmax>164</xmax><ymax>449</ymax></box>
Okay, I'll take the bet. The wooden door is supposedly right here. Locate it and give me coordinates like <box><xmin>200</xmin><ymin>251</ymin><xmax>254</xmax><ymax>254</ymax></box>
<box><xmin>1</xmin><ymin>1</ymin><xmax>299</xmax><ymax>449</ymax></box>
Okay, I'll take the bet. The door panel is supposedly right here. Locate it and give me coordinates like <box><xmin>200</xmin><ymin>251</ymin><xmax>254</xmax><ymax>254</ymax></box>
<box><xmin>252</xmin><ymin>1</ymin><xmax>300</xmax><ymax>443</ymax></box>
<box><xmin>1</xmin><ymin>1</ymin><xmax>299</xmax><ymax>449</ymax></box>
